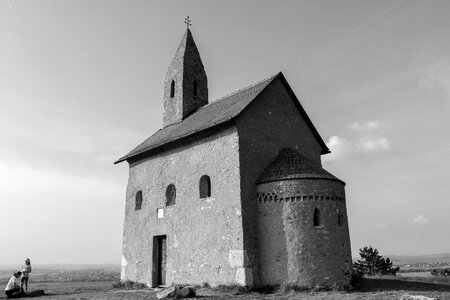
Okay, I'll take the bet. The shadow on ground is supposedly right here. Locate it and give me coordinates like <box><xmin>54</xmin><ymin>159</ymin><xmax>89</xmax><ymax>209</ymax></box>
<box><xmin>0</xmin><ymin>289</ymin><xmax>46</xmax><ymax>299</ymax></box>
<box><xmin>357</xmin><ymin>278</ymin><xmax>450</xmax><ymax>292</ymax></box>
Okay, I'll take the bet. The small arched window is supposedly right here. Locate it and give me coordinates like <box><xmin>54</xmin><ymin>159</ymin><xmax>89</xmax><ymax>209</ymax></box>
<box><xmin>170</xmin><ymin>80</ymin><xmax>175</xmax><ymax>98</ymax></box>
<box><xmin>338</xmin><ymin>212</ymin><xmax>344</xmax><ymax>227</ymax></box>
<box><xmin>193</xmin><ymin>80</ymin><xmax>198</xmax><ymax>97</ymax></box>
<box><xmin>166</xmin><ymin>184</ymin><xmax>176</xmax><ymax>206</ymax></box>
<box><xmin>199</xmin><ymin>175</ymin><xmax>211</xmax><ymax>198</ymax></box>
<box><xmin>313</xmin><ymin>208</ymin><xmax>321</xmax><ymax>226</ymax></box>
<box><xmin>135</xmin><ymin>191</ymin><xmax>143</xmax><ymax>210</ymax></box>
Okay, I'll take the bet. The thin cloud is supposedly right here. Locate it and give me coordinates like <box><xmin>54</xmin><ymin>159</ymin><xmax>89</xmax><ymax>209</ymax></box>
<box><xmin>323</xmin><ymin>136</ymin><xmax>350</xmax><ymax>161</ymax></box>
<box><xmin>325</xmin><ymin>120</ymin><xmax>391</xmax><ymax>161</ymax></box>
<box><xmin>348</xmin><ymin>0</ymin><xmax>407</xmax><ymax>35</ymax></box>
<box><xmin>419</xmin><ymin>58</ymin><xmax>450</xmax><ymax>100</ymax></box>
<box><xmin>374</xmin><ymin>222</ymin><xmax>387</xmax><ymax>230</ymax></box>
<box><xmin>356</xmin><ymin>137</ymin><xmax>391</xmax><ymax>152</ymax></box>
<box><xmin>323</xmin><ymin>135</ymin><xmax>392</xmax><ymax>161</ymax></box>
<box><xmin>350</xmin><ymin>120</ymin><xmax>382</xmax><ymax>131</ymax></box>
<box><xmin>409</xmin><ymin>215</ymin><xmax>429</xmax><ymax>225</ymax></box>
<box><xmin>0</xmin><ymin>160</ymin><xmax>122</xmax><ymax>203</ymax></box>
<box><xmin>4</xmin><ymin>0</ymin><xmax>14</xmax><ymax>13</ymax></box>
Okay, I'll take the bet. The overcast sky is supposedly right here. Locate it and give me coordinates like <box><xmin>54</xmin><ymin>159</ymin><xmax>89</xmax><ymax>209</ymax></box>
<box><xmin>1</xmin><ymin>0</ymin><xmax>449</xmax><ymax>265</ymax></box>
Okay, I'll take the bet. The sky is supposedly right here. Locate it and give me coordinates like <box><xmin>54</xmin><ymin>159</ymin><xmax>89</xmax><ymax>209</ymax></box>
<box><xmin>1</xmin><ymin>0</ymin><xmax>449</xmax><ymax>265</ymax></box>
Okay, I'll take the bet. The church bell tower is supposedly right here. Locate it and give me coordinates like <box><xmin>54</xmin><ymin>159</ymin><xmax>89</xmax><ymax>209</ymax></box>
<box><xmin>163</xmin><ymin>26</ymin><xmax>208</xmax><ymax>127</ymax></box>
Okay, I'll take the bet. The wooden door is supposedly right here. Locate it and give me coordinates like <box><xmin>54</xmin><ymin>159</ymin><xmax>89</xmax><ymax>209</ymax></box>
<box><xmin>153</xmin><ymin>235</ymin><xmax>167</xmax><ymax>286</ymax></box>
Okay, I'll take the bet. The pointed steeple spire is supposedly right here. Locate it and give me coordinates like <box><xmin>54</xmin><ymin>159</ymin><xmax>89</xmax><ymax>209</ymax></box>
<box><xmin>163</xmin><ymin>28</ymin><xmax>208</xmax><ymax>127</ymax></box>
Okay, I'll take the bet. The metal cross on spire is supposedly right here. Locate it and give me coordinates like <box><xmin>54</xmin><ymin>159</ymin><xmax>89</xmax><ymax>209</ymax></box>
<box><xmin>184</xmin><ymin>16</ymin><xmax>192</xmax><ymax>29</ymax></box>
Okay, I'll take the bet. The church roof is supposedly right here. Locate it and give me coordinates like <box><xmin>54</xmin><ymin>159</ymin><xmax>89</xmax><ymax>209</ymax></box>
<box><xmin>115</xmin><ymin>73</ymin><xmax>330</xmax><ymax>164</ymax></box>
<box><xmin>256</xmin><ymin>148</ymin><xmax>344</xmax><ymax>184</ymax></box>
<box><xmin>115</xmin><ymin>74</ymin><xmax>275</xmax><ymax>164</ymax></box>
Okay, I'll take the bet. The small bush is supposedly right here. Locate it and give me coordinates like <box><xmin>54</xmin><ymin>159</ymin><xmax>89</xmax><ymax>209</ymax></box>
<box><xmin>350</xmin><ymin>269</ymin><xmax>363</xmax><ymax>288</ymax></box>
<box><xmin>112</xmin><ymin>280</ymin><xmax>147</xmax><ymax>289</ymax></box>
<box><xmin>251</xmin><ymin>285</ymin><xmax>276</xmax><ymax>294</ymax></box>
<box><xmin>353</xmin><ymin>246</ymin><xmax>400</xmax><ymax>276</ymax></box>
<box><xmin>329</xmin><ymin>280</ymin><xmax>351</xmax><ymax>291</ymax></box>
<box><xmin>212</xmin><ymin>284</ymin><xmax>249</xmax><ymax>295</ymax></box>
<box><xmin>431</xmin><ymin>268</ymin><xmax>450</xmax><ymax>277</ymax></box>
<box><xmin>112</xmin><ymin>281</ymin><xmax>125</xmax><ymax>288</ymax></box>
<box><xmin>276</xmin><ymin>283</ymin><xmax>311</xmax><ymax>294</ymax></box>
<box><xmin>202</xmin><ymin>282</ymin><xmax>210</xmax><ymax>288</ymax></box>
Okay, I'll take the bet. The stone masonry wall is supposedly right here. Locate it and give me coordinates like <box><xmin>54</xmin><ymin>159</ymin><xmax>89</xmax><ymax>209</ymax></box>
<box><xmin>236</xmin><ymin>77</ymin><xmax>324</xmax><ymax>284</ymax></box>
<box><xmin>257</xmin><ymin>179</ymin><xmax>352</xmax><ymax>286</ymax></box>
<box><xmin>121</xmin><ymin>126</ymin><xmax>246</xmax><ymax>287</ymax></box>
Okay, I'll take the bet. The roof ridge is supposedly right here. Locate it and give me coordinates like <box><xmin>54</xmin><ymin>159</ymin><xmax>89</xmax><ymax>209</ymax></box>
<box><xmin>205</xmin><ymin>72</ymin><xmax>279</xmax><ymax>106</ymax></box>
<box><xmin>179</xmin><ymin>73</ymin><xmax>278</xmax><ymax>120</ymax></box>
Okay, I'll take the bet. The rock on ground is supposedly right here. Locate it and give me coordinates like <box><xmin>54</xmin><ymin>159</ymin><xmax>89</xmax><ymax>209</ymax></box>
<box><xmin>156</xmin><ymin>286</ymin><xmax>176</xmax><ymax>299</ymax></box>
<box><xmin>400</xmin><ymin>295</ymin><xmax>437</xmax><ymax>300</ymax></box>
<box><xmin>180</xmin><ymin>286</ymin><xmax>196</xmax><ymax>298</ymax></box>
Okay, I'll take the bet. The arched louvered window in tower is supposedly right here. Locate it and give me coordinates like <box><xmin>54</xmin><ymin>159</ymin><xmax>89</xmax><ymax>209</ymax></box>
<box><xmin>314</xmin><ymin>208</ymin><xmax>321</xmax><ymax>226</ymax></box>
<box><xmin>193</xmin><ymin>80</ymin><xmax>198</xmax><ymax>97</ymax></box>
<box><xmin>199</xmin><ymin>175</ymin><xmax>211</xmax><ymax>198</ymax></box>
<box><xmin>170</xmin><ymin>80</ymin><xmax>175</xmax><ymax>98</ymax></box>
<box><xmin>166</xmin><ymin>184</ymin><xmax>176</xmax><ymax>206</ymax></box>
<box><xmin>135</xmin><ymin>191</ymin><xmax>143</xmax><ymax>211</ymax></box>
<box><xmin>338</xmin><ymin>212</ymin><xmax>344</xmax><ymax>227</ymax></box>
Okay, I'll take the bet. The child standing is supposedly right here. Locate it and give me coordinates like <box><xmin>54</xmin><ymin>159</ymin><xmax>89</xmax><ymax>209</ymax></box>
<box><xmin>21</xmin><ymin>258</ymin><xmax>32</xmax><ymax>293</ymax></box>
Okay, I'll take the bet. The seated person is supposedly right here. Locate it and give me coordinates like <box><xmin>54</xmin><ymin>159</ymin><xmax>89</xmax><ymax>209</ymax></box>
<box><xmin>4</xmin><ymin>272</ymin><xmax>24</xmax><ymax>299</ymax></box>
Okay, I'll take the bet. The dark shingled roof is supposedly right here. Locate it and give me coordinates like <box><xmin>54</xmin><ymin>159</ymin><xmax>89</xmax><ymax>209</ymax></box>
<box><xmin>115</xmin><ymin>74</ymin><xmax>277</xmax><ymax>164</ymax></box>
<box><xmin>256</xmin><ymin>148</ymin><xmax>345</xmax><ymax>184</ymax></box>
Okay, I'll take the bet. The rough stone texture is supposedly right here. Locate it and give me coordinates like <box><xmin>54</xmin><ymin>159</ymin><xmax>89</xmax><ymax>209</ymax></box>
<box><xmin>121</xmin><ymin>126</ymin><xmax>244</xmax><ymax>287</ymax></box>
<box><xmin>163</xmin><ymin>29</ymin><xmax>208</xmax><ymax>127</ymax></box>
<box><xmin>256</xmin><ymin>179</ymin><xmax>352</xmax><ymax>286</ymax></box>
<box><xmin>235</xmin><ymin>77</ymin><xmax>325</xmax><ymax>284</ymax></box>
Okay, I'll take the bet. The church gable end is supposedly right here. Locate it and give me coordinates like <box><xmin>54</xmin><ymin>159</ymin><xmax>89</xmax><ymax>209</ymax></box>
<box><xmin>236</xmin><ymin>75</ymin><xmax>327</xmax><ymax>165</ymax></box>
<box><xmin>235</xmin><ymin>75</ymin><xmax>328</xmax><ymax>282</ymax></box>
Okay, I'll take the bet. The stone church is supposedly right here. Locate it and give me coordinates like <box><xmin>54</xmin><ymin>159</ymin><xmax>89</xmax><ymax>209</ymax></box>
<box><xmin>115</xmin><ymin>28</ymin><xmax>352</xmax><ymax>288</ymax></box>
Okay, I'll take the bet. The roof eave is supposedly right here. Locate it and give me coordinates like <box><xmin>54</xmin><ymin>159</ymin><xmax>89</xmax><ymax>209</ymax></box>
<box><xmin>113</xmin><ymin>120</ymin><xmax>236</xmax><ymax>165</ymax></box>
<box><xmin>114</xmin><ymin>157</ymin><xmax>127</xmax><ymax>164</ymax></box>
<box><xmin>257</xmin><ymin>176</ymin><xmax>346</xmax><ymax>186</ymax></box>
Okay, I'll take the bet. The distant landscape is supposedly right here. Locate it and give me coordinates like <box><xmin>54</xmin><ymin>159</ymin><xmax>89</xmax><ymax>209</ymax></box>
<box><xmin>389</xmin><ymin>253</ymin><xmax>450</xmax><ymax>269</ymax></box>
<box><xmin>0</xmin><ymin>253</ymin><xmax>448</xmax><ymax>285</ymax></box>
<box><xmin>0</xmin><ymin>255</ymin><xmax>449</xmax><ymax>299</ymax></box>
<box><xmin>0</xmin><ymin>264</ymin><xmax>120</xmax><ymax>285</ymax></box>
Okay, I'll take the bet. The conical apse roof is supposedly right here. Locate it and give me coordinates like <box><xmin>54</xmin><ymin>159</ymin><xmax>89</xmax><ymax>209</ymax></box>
<box><xmin>256</xmin><ymin>148</ymin><xmax>345</xmax><ymax>184</ymax></box>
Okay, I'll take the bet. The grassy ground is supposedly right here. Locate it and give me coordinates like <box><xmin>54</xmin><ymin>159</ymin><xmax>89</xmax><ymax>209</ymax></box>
<box><xmin>0</xmin><ymin>277</ymin><xmax>449</xmax><ymax>299</ymax></box>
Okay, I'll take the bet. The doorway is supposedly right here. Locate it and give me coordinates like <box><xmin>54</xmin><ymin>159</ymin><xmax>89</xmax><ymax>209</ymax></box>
<box><xmin>152</xmin><ymin>235</ymin><xmax>167</xmax><ymax>286</ymax></box>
